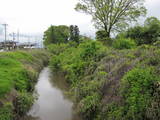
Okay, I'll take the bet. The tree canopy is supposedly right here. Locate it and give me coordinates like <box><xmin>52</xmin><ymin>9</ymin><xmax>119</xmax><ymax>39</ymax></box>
<box><xmin>43</xmin><ymin>25</ymin><xmax>70</xmax><ymax>46</ymax></box>
<box><xmin>117</xmin><ymin>17</ymin><xmax>160</xmax><ymax>45</ymax></box>
<box><xmin>75</xmin><ymin>0</ymin><xmax>146</xmax><ymax>38</ymax></box>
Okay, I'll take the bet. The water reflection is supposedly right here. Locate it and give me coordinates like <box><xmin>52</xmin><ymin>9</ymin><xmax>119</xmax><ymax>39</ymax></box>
<box><xmin>25</xmin><ymin>67</ymin><xmax>81</xmax><ymax>120</ymax></box>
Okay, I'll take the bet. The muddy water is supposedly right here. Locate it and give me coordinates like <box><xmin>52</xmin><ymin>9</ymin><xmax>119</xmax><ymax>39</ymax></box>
<box><xmin>25</xmin><ymin>67</ymin><xmax>81</xmax><ymax>120</ymax></box>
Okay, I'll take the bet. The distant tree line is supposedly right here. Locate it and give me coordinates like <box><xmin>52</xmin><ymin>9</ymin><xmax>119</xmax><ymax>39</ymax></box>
<box><xmin>95</xmin><ymin>17</ymin><xmax>160</xmax><ymax>46</ymax></box>
<box><xmin>117</xmin><ymin>17</ymin><xmax>160</xmax><ymax>45</ymax></box>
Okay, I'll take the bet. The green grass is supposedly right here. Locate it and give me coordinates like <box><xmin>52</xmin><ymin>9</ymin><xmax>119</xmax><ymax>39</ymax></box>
<box><xmin>0</xmin><ymin>50</ymin><xmax>49</xmax><ymax>97</ymax></box>
<box><xmin>0</xmin><ymin>50</ymin><xmax>49</xmax><ymax>120</ymax></box>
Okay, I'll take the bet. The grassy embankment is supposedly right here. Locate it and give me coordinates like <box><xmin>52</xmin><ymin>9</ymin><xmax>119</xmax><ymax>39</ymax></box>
<box><xmin>0</xmin><ymin>50</ymin><xmax>49</xmax><ymax>120</ymax></box>
<box><xmin>48</xmin><ymin>40</ymin><xmax>160</xmax><ymax>120</ymax></box>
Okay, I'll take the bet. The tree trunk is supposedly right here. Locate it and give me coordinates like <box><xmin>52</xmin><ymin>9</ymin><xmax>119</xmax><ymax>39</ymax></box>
<box><xmin>104</xmin><ymin>25</ymin><xmax>111</xmax><ymax>38</ymax></box>
<box><xmin>106</xmin><ymin>32</ymin><xmax>110</xmax><ymax>38</ymax></box>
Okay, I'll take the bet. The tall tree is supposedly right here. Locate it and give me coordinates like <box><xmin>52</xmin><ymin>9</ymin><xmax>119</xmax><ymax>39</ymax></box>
<box><xmin>75</xmin><ymin>0</ymin><xmax>146</xmax><ymax>38</ymax></box>
<box><xmin>74</xmin><ymin>25</ymin><xmax>80</xmax><ymax>44</ymax></box>
<box><xmin>70</xmin><ymin>25</ymin><xmax>75</xmax><ymax>41</ymax></box>
<box><xmin>69</xmin><ymin>25</ymin><xmax>80</xmax><ymax>44</ymax></box>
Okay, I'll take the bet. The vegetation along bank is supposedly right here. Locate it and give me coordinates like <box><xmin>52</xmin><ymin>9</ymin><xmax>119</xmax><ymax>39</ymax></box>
<box><xmin>0</xmin><ymin>50</ymin><xmax>49</xmax><ymax>120</ymax></box>
<box><xmin>48</xmin><ymin>40</ymin><xmax>160</xmax><ymax>120</ymax></box>
<box><xmin>45</xmin><ymin>16</ymin><xmax>160</xmax><ymax>120</ymax></box>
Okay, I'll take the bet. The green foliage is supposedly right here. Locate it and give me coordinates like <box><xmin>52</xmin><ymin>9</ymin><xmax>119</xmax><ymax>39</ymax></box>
<box><xmin>0</xmin><ymin>102</ymin><xmax>14</xmax><ymax>120</ymax></box>
<box><xmin>0</xmin><ymin>50</ymin><xmax>49</xmax><ymax>119</ymax></box>
<box><xmin>14</xmin><ymin>91</ymin><xmax>34</xmax><ymax>116</ymax></box>
<box><xmin>113</xmin><ymin>38</ymin><xmax>136</xmax><ymax>49</ymax></box>
<box><xmin>0</xmin><ymin>50</ymin><xmax>48</xmax><ymax>97</ymax></box>
<box><xmin>0</xmin><ymin>58</ymin><xmax>21</xmax><ymax>97</ymax></box>
<box><xmin>75</xmin><ymin>77</ymin><xmax>105</xmax><ymax>101</ymax></box>
<box><xmin>49</xmin><ymin>40</ymin><xmax>107</xmax><ymax>119</ymax></box>
<box><xmin>49</xmin><ymin>38</ymin><xmax>160</xmax><ymax>120</ymax></box>
<box><xmin>78</xmin><ymin>93</ymin><xmax>101</xmax><ymax>119</ymax></box>
<box><xmin>118</xmin><ymin>17</ymin><xmax>160</xmax><ymax>45</ymax></box>
<box><xmin>96</xmin><ymin>103</ymin><xmax>124</xmax><ymax>120</ymax></box>
<box><xmin>43</xmin><ymin>25</ymin><xmax>70</xmax><ymax>46</ymax></box>
<box><xmin>50</xmin><ymin>40</ymin><xmax>106</xmax><ymax>81</ymax></box>
<box><xmin>121</xmin><ymin>67</ymin><xmax>159</xmax><ymax>120</ymax></box>
<box><xmin>153</xmin><ymin>40</ymin><xmax>160</xmax><ymax>47</ymax></box>
<box><xmin>96</xmin><ymin>30</ymin><xmax>113</xmax><ymax>45</ymax></box>
<box><xmin>47</xmin><ymin>43</ymin><xmax>70</xmax><ymax>55</ymax></box>
<box><xmin>96</xmin><ymin>30</ymin><xmax>108</xmax><ymax>40</ymax></box>
<box><xmin>69</xmin><ymin>25</ymin><xmax>80</xmax><ymax>44</ymax></box>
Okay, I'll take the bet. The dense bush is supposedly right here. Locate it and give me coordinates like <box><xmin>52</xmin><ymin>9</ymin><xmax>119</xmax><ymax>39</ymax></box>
<box><xmin>113</xmin><ymin>38</ymin><xmax>136</xmax><ymax>49</ymax></box>
<box><xmin>121</xmin><ymin>67</ymin><xmax>159</xmax><ymax>120</ymax></box>
<box><xmin>14</xmin><ymin>91</ymin><xmax>34</xmax><ymax>116</ymax></box>
<box><xmin>50</xmin><ymin>40</ymin><xmax>106</xmax><ymax>82</ymax></box>
<box><xmin>117</xmin><ymin>17</ymin><xmax>160</xmax><ymax>45</ymax></box>
<box><xmin>78</xmin><ymin>93</ymin><xmax>101</xmax><ymax>119</ymax></box>
<box><xmin>47</xmin><ymin>43</ymin><xmax>70</xmax><ymax>55</ymax></box>
<box><xmin>96</xmin><ymin>30</ymin><xmax>113</xmax><ymax>46</ymax></box>
<box><xmin>0</xmin><ymin>103</ymin><xmax>13</xmax><ymax>120</ymax></box>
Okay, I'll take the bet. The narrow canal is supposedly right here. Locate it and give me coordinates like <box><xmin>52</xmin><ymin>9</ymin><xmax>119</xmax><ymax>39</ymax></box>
<box><xmin>24</xmin><ymin>67</ymin><xmax>81</xmax><ymax>120</ymax></box>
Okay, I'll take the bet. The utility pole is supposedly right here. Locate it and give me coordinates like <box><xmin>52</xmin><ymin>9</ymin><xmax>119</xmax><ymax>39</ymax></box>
<box><xmin>12</xmin><ymin>32</ymin><xmax>16</xmax><ymax>41</ymax></box>
<box><xmin>2</xmin><ymin>24</ymin><xmax>8</xmax><ymax>50</ymax></box>
<box><xmin>17</xmin><ymin>29</ymin><xmax>19</xmax><ymax>42</ymax></box>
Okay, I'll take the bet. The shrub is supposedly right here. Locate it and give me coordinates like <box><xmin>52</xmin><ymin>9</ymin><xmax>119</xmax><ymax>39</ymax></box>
<box><xmin>0</xmin><ymin>103</ymin><xmax>14</xmax><ymax>120</ymax></box>
<box><xmin>113</xmin><ymin>38</ymin><xmax>136</xmax><ymax>49</ymax></box>
<box><xmin>47</xmin><ymin>43</ymin><xmax>69</xmax><ymax>55</ymax></box>
<box><xmin>14</xmin><ymin>91</ymin><xmax>35</xmax><ymax>116</ymax></box>
<box><xmin>153</xmin><ymin>40</ymin><xmax>160</xmax><ymax>47</ymax></box>
<box><xmin>121</xmin><ymin>67</ymin><xmax>159</xmax><ymax>120</ymax></box>
<box><xmin>96</xmin><ymin>30</ymin><xmax>113</xmax><ymax>46</ymax></box>
<box><xmin>78</xmin><ymin>93</ymin><xmax>101</xmax><ymax>119</ymax></box>
<box><xmin>50</xmin><ymin>40</ymin><xmax>106</xmax><ymax>83</ymax></box>
<box><xmin>95</xmin><ymin>103</ymin><xmax>124</xmax><ymax>120</ymax></box>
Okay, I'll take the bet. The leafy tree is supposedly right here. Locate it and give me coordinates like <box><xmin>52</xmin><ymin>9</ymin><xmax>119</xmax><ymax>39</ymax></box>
<box><xmin>75</xmin><ymin>0</ymin><xmax>146</xmax><ymax>38</ymax></box>
<box><xmin>69</xmin><ymin>25</ymin><xmax>80</xmax><ymax>44</ymax></box>
<box><xmin>43</xmin><ymin>25</ymin><xmax>70</xmax><ymax>46</ymax></box>
<box><xmin>70</xmin><ymin>25</ymin><xmax>75</xmax><ymax>41</ymax></box>
<box><xmin>118</xmin><ymin>17</ymin><xmax>160</xmax><ymax>45</ymax></box>
<box><xmin>122</xmin><ymin>26</ymin><xmax>145</xmax><ymax>45</ymax></box>
<box><xmin>74</xmin><ymin>25</ymin><xmax>80</xmax><ymax>44</ymax></box>
<box><xmin>143</xmin><ymin>17</ymin><xmax>160</xmax><ymax>44</ymax></box>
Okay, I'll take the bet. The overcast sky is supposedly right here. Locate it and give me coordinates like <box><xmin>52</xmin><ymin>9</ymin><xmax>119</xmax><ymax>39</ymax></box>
<box><xmin>0</xmin><ymin>0</ymin><xmax>160</xmax><ymax>37</ymax></box>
